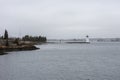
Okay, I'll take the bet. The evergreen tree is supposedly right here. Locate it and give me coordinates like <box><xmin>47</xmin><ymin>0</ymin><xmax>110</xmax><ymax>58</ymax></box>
<box><xmin>4</xmin><ymin>29</ymin><xmax>9</xmax><ymax>46</ymax></box>
<box><xmin>4</xmin><ymin>29</ymin><xmax>8</xmax><ymax>39</ymax></box>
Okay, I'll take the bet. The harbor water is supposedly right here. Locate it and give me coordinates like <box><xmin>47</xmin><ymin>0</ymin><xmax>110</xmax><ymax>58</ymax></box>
<box><xmin>0</xmin><ymin>42</ymin><xmax>120</xmax><ymax>80</ymax></box>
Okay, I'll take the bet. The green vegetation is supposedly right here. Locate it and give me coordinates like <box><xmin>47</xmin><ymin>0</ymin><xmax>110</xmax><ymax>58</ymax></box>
<box><xmin>0</xmin><ymin>30</ymin><xmax>43</xmax><ymax>54</ymax></box>
<box><xmin>4</xmin><ymin>29</ymin><xmax>8</xmax><ymax>39</ymax></box>
<box><xmin>13</xmin><ymin>38</ymin><xmax>20</xmax><ymax>45</ymax></box>
<box><xmin>4</xmin><ymin>29</ymin><xmax>9</xmax><ymax>46</ymax></box>
<box><xmin>0</xmin><ymin>30</ymin><xmax>47</xmax><ymax>47</ymax></box>
<box><xmin>22</xmin><ymin>35</ymin><xmax>47</xmax><ymax>42</ymax></box>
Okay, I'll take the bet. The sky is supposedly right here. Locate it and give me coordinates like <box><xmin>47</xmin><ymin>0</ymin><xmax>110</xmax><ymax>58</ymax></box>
<box><xmin>0</xmin><ymin>0</ymin><xmax>120</xmax><ymax>39</ymax></box>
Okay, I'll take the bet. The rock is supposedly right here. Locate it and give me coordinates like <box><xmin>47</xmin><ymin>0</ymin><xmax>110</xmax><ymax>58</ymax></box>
<box><xmin>0</xmin><ymin>51</ymin><xmax>8</xmax><ymax>55</ymax></box>
<box><xmin>0</xmin><ymin>45</ymin><xmax>39</xmax><ymax>55</ymax></box>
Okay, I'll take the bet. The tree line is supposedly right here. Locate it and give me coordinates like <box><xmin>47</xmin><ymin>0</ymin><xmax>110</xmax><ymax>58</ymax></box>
<box><xmin>22</xmin><ymin>35</ymin><xmax>47</xmax><ymax>42</ymax></box>
<box><xmin>0</xmin><ymin>30</ymin><xmax>47</xmax><ymax>46</ymax></box>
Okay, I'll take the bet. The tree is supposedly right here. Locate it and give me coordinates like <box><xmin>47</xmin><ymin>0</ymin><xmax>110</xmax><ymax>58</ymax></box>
<box><xmin>22</xmin><ymin>35</ymin><xmax>47</xmax><ymax>42</ymax></box>
<box><xmin>4</xmin><ymin>29</ymin><xmax>9</xmax><ymax>46</ymax></box>
<box><xmin>4</xmin><ymin>29</ymin><xmax>8</xmax><ymax>39</ymax></box>
<box><xmin>14</xmin><ymin>38</ymin><xmax>20</xmax><ymax>46</ymax></box>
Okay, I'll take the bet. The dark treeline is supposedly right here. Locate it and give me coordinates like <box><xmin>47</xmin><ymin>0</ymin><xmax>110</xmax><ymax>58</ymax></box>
<box><xmin>22</xmin><ymin>35</ymin><xmax>47</xmax><ymax>42</ymax></box>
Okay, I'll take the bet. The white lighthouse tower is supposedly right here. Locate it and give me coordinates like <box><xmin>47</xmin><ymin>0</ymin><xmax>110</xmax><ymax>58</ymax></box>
<box><xmin>86</xmin><ymin>35</ymin><xmax>90</xmax><ymax>43</ymax></box>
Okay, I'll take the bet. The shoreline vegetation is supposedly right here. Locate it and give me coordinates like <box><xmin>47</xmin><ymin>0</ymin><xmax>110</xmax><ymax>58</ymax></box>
<box><xmin>0</xmin><ymin>30</ymin><xmax>47</xmax><ymax>55</ymax></box>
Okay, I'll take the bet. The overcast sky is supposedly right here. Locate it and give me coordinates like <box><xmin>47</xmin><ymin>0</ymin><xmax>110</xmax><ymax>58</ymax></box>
<box><xmin>0</xmin><ymin>0</ymin><xmax>120</xmax><ymax>39</ymax></box>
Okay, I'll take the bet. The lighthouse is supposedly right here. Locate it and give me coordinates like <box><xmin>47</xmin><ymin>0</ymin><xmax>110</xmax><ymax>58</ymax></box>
<box><xmin>86</xmin><ymin>35</ymin><xmax>90</xmax><ymax>43</ymax></box>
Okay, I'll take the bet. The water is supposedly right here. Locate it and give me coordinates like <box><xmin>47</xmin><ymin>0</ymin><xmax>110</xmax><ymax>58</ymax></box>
<box><xmin>0</xmin><ymin>42</ymin><xmax>120</xmax><ymax>80</ymax></box>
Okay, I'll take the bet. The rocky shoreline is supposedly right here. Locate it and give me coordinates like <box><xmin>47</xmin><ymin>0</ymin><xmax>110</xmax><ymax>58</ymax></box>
<box><xmin>0</xmin><ymin>45</ymin><xmax>39</xmax><ymax>55</ymax></box>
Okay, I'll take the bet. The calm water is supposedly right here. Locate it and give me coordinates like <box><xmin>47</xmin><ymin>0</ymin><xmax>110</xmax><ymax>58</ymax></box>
<box><xmin>0</xmin><ymin>42</ymin><xmax>120</xmax><ymax>80</ymax></box>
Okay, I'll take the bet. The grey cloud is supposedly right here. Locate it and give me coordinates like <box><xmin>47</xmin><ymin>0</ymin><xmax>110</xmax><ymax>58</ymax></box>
<box><xmin>0</xmin><ymin>0</ymin><xmax>120</xmax><ymax>39</ymax></box>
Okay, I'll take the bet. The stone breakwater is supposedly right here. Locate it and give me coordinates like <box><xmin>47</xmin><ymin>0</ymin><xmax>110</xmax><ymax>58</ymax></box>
<box><xmin>0</xmin><ymin>45</ymin><xmax>39</xmax><ymax>55</ymax></box>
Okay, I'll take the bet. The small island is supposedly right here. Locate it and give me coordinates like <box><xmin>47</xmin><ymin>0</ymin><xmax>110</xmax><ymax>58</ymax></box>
<box><xmin>0</xmin><ymin>29</ymin><xmax>47</xmax><ymax>55</ymax></box>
